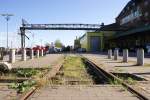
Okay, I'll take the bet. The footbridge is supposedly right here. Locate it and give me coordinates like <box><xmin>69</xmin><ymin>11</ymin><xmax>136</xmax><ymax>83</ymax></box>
<box><xmin>20</xmin><ymin>23</ymin><xmax>102</xmax><ymax>30</ymax></box>
<box><xmin>20</xmin><ymin>19</ymin><xmax>102</xmax><ymax>49</ymax></box>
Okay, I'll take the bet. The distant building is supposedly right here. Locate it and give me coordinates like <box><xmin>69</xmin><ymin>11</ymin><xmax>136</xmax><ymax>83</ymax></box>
<box><xmin>79</xmin><ymin>32</ymin><xmax>114</xmax><ymax>52</ymax></box>
<box><xmin>74</xmin><ymin>37</ymin><xmax>81</xmax><ymax>50</ymax></box>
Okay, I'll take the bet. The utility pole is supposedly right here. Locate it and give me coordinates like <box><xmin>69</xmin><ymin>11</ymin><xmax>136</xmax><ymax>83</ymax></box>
<box><xmin>1</xmin><ymin>14</ymin><xmax>14</xmax><ymax>49</ymax></box>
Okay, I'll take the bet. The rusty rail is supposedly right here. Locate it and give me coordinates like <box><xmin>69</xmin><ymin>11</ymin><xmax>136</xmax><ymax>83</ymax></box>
<box><xmin>83</xmin><ymin>57</ymin><xmax>149</xmax><ymax>100</ymax></box>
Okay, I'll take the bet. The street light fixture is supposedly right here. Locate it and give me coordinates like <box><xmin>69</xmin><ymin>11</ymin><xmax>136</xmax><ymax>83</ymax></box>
<box><xmin>1</xmin><ymin>14</ymin><xmax>14</xmax><ymax>49</ymax></box>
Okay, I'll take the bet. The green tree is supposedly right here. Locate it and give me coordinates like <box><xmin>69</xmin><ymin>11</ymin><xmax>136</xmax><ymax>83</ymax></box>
<box><xmin>54</xmin><ymin>39</ymin><xmax>63</xmax><ymax>48</ymax></box>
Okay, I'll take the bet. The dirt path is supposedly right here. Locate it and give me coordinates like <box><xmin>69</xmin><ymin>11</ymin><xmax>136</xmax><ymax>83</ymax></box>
<box><xmin>12</xmin><ymin>54</ymin><xmax>63</xmax><ymax>68</ymax></box>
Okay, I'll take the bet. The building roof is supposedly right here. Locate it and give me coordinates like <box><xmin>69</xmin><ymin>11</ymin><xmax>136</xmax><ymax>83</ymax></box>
<box><xmin>116</xmin><ymin>0</ymin><xmax>141</xmax><ymax>19</ymax></box>
<box><xmin>79</xmin><ymin>34</ymin><xmax>86</xmax><ymax>40</ymax></box>
<box><xmin>95</xmin><ymin>23</ymin><xmax>129</xmax><ymax>32</ymax></box>
<box><xmin>114</xmin><ymin>24</ymin><xmax>150</xmax><ymax>38</ymax></box>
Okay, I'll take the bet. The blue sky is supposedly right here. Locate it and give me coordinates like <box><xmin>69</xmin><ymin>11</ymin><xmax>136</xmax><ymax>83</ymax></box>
<box><xmin>0</xmin><ymin>0</ymin><xmax>130</xmax><ymax>48</ymax></box>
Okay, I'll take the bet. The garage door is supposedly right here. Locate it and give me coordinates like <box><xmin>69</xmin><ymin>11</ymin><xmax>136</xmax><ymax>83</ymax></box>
<box><xmin>90</xmin><ymin>36</ymin><xmax>100</xmax><ymax>52</ymax></box>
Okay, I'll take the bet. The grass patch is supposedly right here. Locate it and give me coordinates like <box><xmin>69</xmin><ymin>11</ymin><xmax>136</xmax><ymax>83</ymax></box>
<box><xmin>50</xmin><ymin>55</ymin><xmax>93</xmax><ymax>85</ymax></box>
<box><xmin>109</xmin><ymin>79</ymin><xmax>121</xmax><ymax>85</ymax></box>
<box><xmin>113</xmin><ymin>75</ymin><xmax>137</xmax><ymax>85</ymax></box>
<box><xmin>16</xmin><ymin>69</ymin><xmax>40</xmax><ymax>78</ymax></box>
<box><xmin>125</xmin><ymin>77</ymin><xmax>137</xmax><ymax>85</ymax></box>
<box><xmin>63</xmin><ymin>56</ymin><xmax>91</xmax><ymax>80</ymax></box>
<box><xmin>0</xmin><ymin>67</ymin><xmax>51</xmax><ymax>79</ymax></box>
<box><xmin>9</xmin><ymin>80</ymin><xmax>36</xmax><ymax>93</ymax></box>
<box><xmin>7</xmin><ymin>67</ymin><xmax>52</xmax><ymax>94</ymax></box>
<box><xmin>143</xmin><ymin>63</ymin><xmax>150</xmax><ymax>67</ymax></box>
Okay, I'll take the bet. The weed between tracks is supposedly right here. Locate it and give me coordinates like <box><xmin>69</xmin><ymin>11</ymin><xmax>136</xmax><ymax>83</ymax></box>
<box><xmin>116</xmin><ymin>76</ymin><xmax>137</xmax><ymax>85</ymax></box>
<box><xmin>112</xmin><ymin>72</ymin><xmax>146</xmax><ymax>85</ymax></box>
<box><xmin>8</xmin><ymin>67</ymin><xmax>51</xmax><ymax>93</ymax></box>
<box><xmin>109</xmin><ymin>75</ymin><xmax>137</xmax><ymax>85</ymax></box>
<box><xmin>9</xmin><ymin>80</ymin><xmax>36</xmax><ymax>93</ymax></box>
<box><xmin>50</xmin><ymin>55</ymin><xmax>108</xmax><ymax>85</ymax></box>
<box><xmin>50</xmin><ymin>56</ymin><xmax>94</xmax><ymax>85</ymax></box>
<box><xmin>0</xmin><ymin>67</ymin><xmax>51</xmax><ymax>79</ymax></box>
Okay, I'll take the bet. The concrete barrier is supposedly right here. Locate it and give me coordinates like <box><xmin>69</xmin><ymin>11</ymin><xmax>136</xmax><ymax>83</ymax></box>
<box><xmin>114</xmin><ymin>49</ymin><xmax>118</xmax><ymax>60</ymax></box>
<box><xmin>137</xmin><ymin>48</ymin><xmax>144</xmax><ymax>66</ymax></box>
<box><xmin>123</xmin><ymin>49</ymin><xmax>128</xmax><ymax>62</ymax></box>
<box><xmin>108</xmin><ymin>49</ymin><xmax>112</xmax><ymax>59</ymax></box>
<box><xmin>22</xmin><ymin>49</ymin><xmax>26</xmax><ymax>61</ymax></box>
<box><xmin>41</xmin><ymin>49</ymin><xmax>43</xmax><ymax>56</ymax></box>
<box><xmin>36</xmin><ymin>50</ymin><xmax>39</xmax><ymax>58</ymax></box>
<box><xmin>9</xmin><ymin>49</ymin><xmax>16</xmax><ymax>63</ymax></box>
<box><xmin>30</xmin><ymin>49</ymin><xmax>34</xmax><ymax>59</ymax></box>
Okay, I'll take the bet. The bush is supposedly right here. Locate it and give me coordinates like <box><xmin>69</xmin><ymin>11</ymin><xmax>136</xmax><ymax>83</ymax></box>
<box><xmin>16</xmin><ymin>69</ymin><xmax>39</xmax><ymax>77</ymax></box>
<box><xmin>9</xmin><ymin>80</ymin><xmax>36</xmax><ymax>93</ymax></box>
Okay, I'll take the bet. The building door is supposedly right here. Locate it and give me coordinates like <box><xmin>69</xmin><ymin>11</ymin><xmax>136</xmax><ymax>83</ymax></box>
<box><xmin>90</xmin><ymin>36</ymin><xmax>101</xmax><ymax>52</ymax></box>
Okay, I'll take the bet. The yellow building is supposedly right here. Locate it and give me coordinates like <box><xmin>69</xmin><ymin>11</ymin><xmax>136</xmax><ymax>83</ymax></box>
<box><xmin>80</xmin><ymin>31</ymin><xmax>115</xmax><ymax>52</ymax></box>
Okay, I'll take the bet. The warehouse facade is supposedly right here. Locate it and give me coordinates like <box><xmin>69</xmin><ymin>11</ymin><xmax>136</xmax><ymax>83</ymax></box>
<box><xmin>78</xmin><ymin>0</ymin><xmax>150</xmax><ymax>52</ymax></box>
<box><xmin>102</xmin><ymin>0</ymin><xmax>150</xmax><ymax>52</ymax></box>
<box><xmin>79</xmin><ymin>31</ymin><xmax>114</xmax><ymax>52</ymax></box>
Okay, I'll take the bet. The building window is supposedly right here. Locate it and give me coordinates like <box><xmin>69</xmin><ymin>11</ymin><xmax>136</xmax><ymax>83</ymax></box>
<box><xmin>132</xmin><ymin>2</ymin><xmax>135</xmax><ymax>6</ymax></box>
<box><xmin>144</xmin><ymin>1</ymin><xmax>149</xmax><ymax>6</ymax></box>
<box><xmin>120</xmin><ymin>10</ymin><xmax>142</xmax><ymax>25</ymax></box>
<box><xmin>145</xmin><ymin>22</ymin><xmax>149</xmax><ymax>26</ymax></box>
<box><xmin>122</xmin><ymin>9</ymin><xmax>125</xmax><ymax>13</ymax></box>
<box><xmin>145</xmin><ymin>12</ymin><xmax>149</xmax><ymax>17</ymax></box>
<box><xmin>137</xmin><ymin>6</ymin><xmax>140</xmax><ymax>10</ymax></box>
<box><xmin>131</xmin><ymin>10</ymin><xmax>133</xmax><ymax>14</ymax></box>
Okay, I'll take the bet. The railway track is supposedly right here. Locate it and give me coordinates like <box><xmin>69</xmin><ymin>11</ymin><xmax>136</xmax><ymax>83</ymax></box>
<box><xmin>0</xmin><ymin>56</ymin><xmax>64</xmax><ymax>100</ymax></box>
<box><xmin>18</xmin><ymin>54</ymin><xmax>149</xmax><ymax>100</ymax></box>
<box><xmin>19</xmin><ymin>59</ymin><xmax>64</xmax><ymax>100</ymax></box>
<box><xmin>82</xmin><ymin>56</ymin><xmax>149</xmax><ymax>100</ymax></box>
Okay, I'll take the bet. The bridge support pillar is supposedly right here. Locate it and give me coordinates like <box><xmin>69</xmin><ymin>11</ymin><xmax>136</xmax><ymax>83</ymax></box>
<box><xmin>22</xmin><ymin>49</ymin><xmax>26</xmax><ymax>61</ymax></box>
<box><xmin>137</xmin><ymin>48</ymin><xmax>144</xmax><ymax>66</ymax></box>
<box><xmin>36</xmin><ymin>50</ymin><xmax>39</xmax><ymax>58</ymax></box>
<box><xmin>20</xmin><ymin>28</ymin><xmax>26</xmax><ymax>50</ymax></box>
<box><xmin>41</xmin><ymin>49</ymin><xmax>43</xmax><ymax>57</ymax></box>
<box><xmin>108</xmin><ymin>49</ymin><xmax>112</xmax><ymax>59</ymax></box>
<box><xmin>123</xmin><ymin>49</ymin><xmax>128</xmax><ymax>62</ymax></box>
<box><xmin>114</xmin><ymin>49</ymin><xmax>119</xmax><ymax>60</ymax></box>
<box><xmin>9</xmin><ymin>49</ymin><xmax>15</xmax><ymax>63</ymax></box>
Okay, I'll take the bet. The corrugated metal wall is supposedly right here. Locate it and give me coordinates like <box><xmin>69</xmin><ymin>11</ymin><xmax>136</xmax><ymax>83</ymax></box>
<box><xmin>90</xmin><ymin>36</ymin><xmax>101</xmax><ymax>52</ymax></box>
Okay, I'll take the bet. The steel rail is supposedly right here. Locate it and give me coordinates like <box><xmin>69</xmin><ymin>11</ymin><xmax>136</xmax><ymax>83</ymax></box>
<box><xmin>19</xmin><ymin>59</ymin><xmax>64</xmax><ymax>100</ymax></box>
<box><xmin>82</xmin><ymin>57</ymin><xmax>149</xmax><ymax>100</ymax></box>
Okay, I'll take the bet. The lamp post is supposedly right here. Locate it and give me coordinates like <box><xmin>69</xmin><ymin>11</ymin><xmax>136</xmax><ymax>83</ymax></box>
<box><xmin>1</xmin><ymin>14</ymin><xmax>14</xmax><ymax>49</ymax></box>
